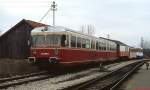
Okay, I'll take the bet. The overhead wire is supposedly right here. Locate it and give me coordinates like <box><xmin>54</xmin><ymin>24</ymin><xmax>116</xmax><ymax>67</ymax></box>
<box><xmin>39</xmin><ymin>7</ymin><xmax>51</xmax><ymax>22</ymax></box>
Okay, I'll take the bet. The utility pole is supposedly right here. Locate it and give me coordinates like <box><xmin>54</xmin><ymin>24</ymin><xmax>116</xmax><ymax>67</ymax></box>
<box><xmin>51</xmin><ymin>1</ymin><xmax>57</xmax><ymax>26</ymax></box>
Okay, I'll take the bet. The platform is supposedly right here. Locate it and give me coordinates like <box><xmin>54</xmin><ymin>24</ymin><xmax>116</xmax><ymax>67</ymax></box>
<box><xmin>119</xmin><ymin>61</ymin><xmax>150</xmax><ymax>90</ymax></box>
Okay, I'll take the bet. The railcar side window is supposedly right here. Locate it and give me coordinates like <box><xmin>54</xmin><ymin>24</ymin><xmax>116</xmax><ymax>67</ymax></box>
<box><xmin>106</xmin><ymin>42</ymin><xmax>110</xmax><ymax>51</ymax></box>
<box><xmin>61</xmin><ymin>34</ymin><xmax>66</xmax><ymax>47</ymax></box>
<box><xmin>65</xmin><ymin>35</ymin><xmax>69</xmax><ymax>47</ymax></box>
<box><xmin>96</xmin><ymin>41</ymin><xmax>99</xmax><ymax>50</ymax></box>
<box><xmin>82</xmin><ymin>38</ymin><xmax>86</xmax><ymax>48</ymax></box>
<box><xmin>110</xmin><ymin>45</ymin><xmax>113</xmax><ymax>51</ymax></box>
<box><xmin>103</xmin><ymin>43</ymin><xmax>106</xmax><ymax>50</ymax></box>
<box><xmin>71</xmin><ymin>36</ymin><xmax>76</xmax><ymax>47</ymax></box>
<box><xmin>91</xmin><ymin>40</ymin><xmax>95</xmax><ymax>49</ymax></box>
<box><xmin>125</xmin><ymin>47</ymin><xmax>129</xmax><ymax>51</ymax></box>
<box><xmin>99</xmin><ymin>42</ymin><xmax>102</xmax><ymax>50</ymax></box>
<box><xmin>77</xmin><ymin>37</ymin><xmax>81</xmax><ymax>48</ymax></box>
<box><xmin>85</xmin><ymin>39</ymin><xmax>90</xmax><ymax>48</ymax></box>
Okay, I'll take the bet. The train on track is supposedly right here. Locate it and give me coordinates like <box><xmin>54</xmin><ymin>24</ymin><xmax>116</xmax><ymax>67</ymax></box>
<box><xmin>28</xmin><ymin>26</ymin><xmax>143</xmax><ymax>65</ymax></box>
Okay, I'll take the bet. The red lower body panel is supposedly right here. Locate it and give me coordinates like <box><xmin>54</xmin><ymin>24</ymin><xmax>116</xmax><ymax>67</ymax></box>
<box><xmin>29</xmin><ymin>48</ymin><xmax>117</xmax><ymax>64</ymax></box>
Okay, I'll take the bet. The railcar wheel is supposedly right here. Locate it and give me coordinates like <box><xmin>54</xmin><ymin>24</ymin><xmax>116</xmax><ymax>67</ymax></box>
<box><xmin>49</xmin><ymin>58</ymin><xmax>58</xmax><ymax>64</ymax></box>
<box><xmin>27</xmin><ymin>57</ymin><xmax>36</xmax><ymax>63</ymax></box>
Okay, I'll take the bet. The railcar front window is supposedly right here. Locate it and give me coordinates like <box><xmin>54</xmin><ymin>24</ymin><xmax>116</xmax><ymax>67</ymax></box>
<box><xmin>46</xmin><ymin>34</ymin><xmax>61</xmax><ymax>46</ymax></box>
<box><xmin>32</xmin><ymin>35</ymin><xmax>45</xmax><ymax>47</ymax></box>
<box><xmin>32</xmin><ymin>34</ymin><xmax>61</xmax><ymax>47</ymax></box>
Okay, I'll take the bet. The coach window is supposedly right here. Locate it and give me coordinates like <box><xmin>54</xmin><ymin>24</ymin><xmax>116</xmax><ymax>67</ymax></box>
<box><xmin>109</xmin><ymin>45</ymin><xmax>111</xmax><ymax>51</ymax></box>
<box><xmin>85</xmin><ymin>39</ymin><xmax>90</xmax><ymax>49</ymax></box>
<box><xmin>96</xmin><ymin>41</ymin><xmax>99</xmax><ymax>50</ymax></box>
<box><xmin>77</xmin><ymin>37</ymin><xmax>81</xmax><ymax>48</ymax></box>
<box><xmin>104</xmin><ymin>43</ymin><xmax>106</xmax><ymax>50</ymax></box>
<box><xmin>99</xmin><ymin>42</ymin><xmax>102</xmax><ymax>50</ymax></box>
<box><xmin>114</xmin><ymin>45</ymin><xmax>116</xmax><ymax>51</ymax></box>
<box><xmin>91</xmin><ymin>40</ymin><xmax>95</xmax><ymax>49</ymax></box>
<box><xmin>110</xmin><ymin>45</ymin><xmax>113</xmax><ymax>51</ymax></box>
<box><xmin>100</xmin><ymin>42</ymin><xmax>103</xmax><ymax>50</ymax></box>
<box><xmin>106</xmin><ymin>42</ymin><xmax>110</xmax><ymax>51</ymax></box>
<box><xmin>113</xmin><ymin>45</ymin><xmax>115</xmax><ymax>51</ymax></box>
<box><xmin>110</xmin><ymin>46</ymin><xmax>112</xmax><ymax>51</ymax></box>
<box><xmin>82</xmin><ymin>38</ymin><xmax>86</xmax><ymax>48</ymax></box>
<box><xmin>71</xmin><ymin>36</ymin><xmax>76</xmax><ymax>47</ymax></box>
<box><xmin>61</xmin><ymin>34</ymin><xmax>69</xmax><ymax>47</ymax></box>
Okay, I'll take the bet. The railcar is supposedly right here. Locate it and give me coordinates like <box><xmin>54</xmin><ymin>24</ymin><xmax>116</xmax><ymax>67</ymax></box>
<box><xmin>28</xmin><ymin>26</ymin><xmax>118</xmax><ymax>65</ymax></box>
<box><xmin>135</xmin><ymin>48</ymin><xmax>144</xmax><ymax>59</ymax></box>
<box><xmin>129</xmin><ymin>48</ymin><xmax>144</xmax><ymax>59</ymax></box>
<box><xmin>129</xmin><ymin>48</ymin><xmax>137</xmax><ymax>59</ymax></box>
<box><xmin>117</xmin><ymin>44</ymin><xmax>130</xmax><ymax>60</ymax></box>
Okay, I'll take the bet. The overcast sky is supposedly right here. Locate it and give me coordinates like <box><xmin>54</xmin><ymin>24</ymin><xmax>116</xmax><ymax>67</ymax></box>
<box><xmin>0</xmin><ymin>0</ymin><xmax>150</xmax><ymax>47</ymax></box>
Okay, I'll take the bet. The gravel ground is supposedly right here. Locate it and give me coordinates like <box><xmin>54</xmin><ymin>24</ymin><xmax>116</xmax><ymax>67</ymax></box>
<box><xmin>118</xmin><ymin>61</ymin><xmax>150</xmax><ymax>90</ymax></box>
<box><xmin>4</xmin><ymin>60</ymin><xmax>142</xmax><ymax>90</ymax></box>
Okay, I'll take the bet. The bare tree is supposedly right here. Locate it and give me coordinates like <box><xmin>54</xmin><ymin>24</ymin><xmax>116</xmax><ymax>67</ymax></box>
<box><xmin>80</xmin><ymin>25</ymin><xmax>85</xmax><ymax>33</ymax></box>
<box><xmin>80</xmin><ymin>24</ymin><xmax>95</xmax><ymax>36</ymax></box>
<box><xmin>143</xmin><ymin>40</ymin><xmax>150</xmax><ymax>49</ymax></box>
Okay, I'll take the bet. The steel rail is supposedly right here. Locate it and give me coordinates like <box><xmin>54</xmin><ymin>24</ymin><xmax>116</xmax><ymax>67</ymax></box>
<box><xmin>63</xmin><ymin>60</ymin><xmax>145</xmax><ymax>90</ymax></box>
<box><xmin>110</xmin><ymin>61</ymin><xmax>145</xmax><ymax>90</ymax></box>
<box><xmin>0</xmin><ymin>71</ymin><xmax>48</xmax><ymax>82</ymax></box>
<box><xmin>0</xmin><ymin>71</ymin><xmax>52</xmax><ymax>89</ymax></box>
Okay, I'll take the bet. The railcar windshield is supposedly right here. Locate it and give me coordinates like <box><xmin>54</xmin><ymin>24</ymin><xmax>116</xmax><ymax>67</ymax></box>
<box><xmin>32</xmin><ymin>35</ymin><xmax>45</xmax><ymax>47</ymax></box>
<box><xmin>32</xmin><ymin>34</ymin><xmax>62</xmax><ymax>47</ymax></box>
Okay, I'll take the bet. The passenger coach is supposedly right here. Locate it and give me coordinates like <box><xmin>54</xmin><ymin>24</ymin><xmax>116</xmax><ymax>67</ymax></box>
<box><xmin>28</xmin><ymin>26</ymin><xmax>117</xmax><ymax>65</ymax></box>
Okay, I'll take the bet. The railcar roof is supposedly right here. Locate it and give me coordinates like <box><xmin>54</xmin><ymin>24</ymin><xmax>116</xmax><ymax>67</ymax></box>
<box><xmin>31</xmin><ymin>26</ymin><xmax>116</xmax><ymax>44</ymax></box>
<box><xmin>32</xmin><ymin>26</ymin><xmax>95</xmax><ymax>37</ymax></box>
<box><xmin>31</xmin><ymin>26</ymin><xmax>67</xmax><ymax>32</ymax></box>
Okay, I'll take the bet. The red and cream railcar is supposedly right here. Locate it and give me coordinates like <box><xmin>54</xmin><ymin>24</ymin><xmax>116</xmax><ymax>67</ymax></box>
<box><xmin>129</xmin><ymin>48</ymin><xmax>143</xmax><ymax>59</ymax></box>
<box><xmin>117</xmin><ymin>44</ymin><xmax>130</xmax><ymax>59</ymax></box>
<box><xmin>129</xmin><ymin>48</ymin><xmax>137</xmax><ymax>59</ymax></box>
<box><xmin>28</xmin><ymin>26</ymin><xmax>117</xmax><ymax>65</ymax></box>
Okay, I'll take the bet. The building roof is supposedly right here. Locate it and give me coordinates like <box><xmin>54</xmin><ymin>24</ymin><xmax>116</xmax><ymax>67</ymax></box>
<box><xmin>0</xmin><ymin>19</ymin><xmax>48</xmax><ymax>38</ymax></box>
<box><xmin>25</xmin><ymin>20</ymin><xmax>48</xmax><ymax>28</ymax></box>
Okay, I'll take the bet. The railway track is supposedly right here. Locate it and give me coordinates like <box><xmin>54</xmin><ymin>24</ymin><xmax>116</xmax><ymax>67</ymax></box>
<box><xmin>0</xmin><ymin>71</ymin><xmax>53</xmax><ymax>89</ymax></box>
<box><xmin>0</xmin><ymin>60</ymin><xmax>146</xmax><ymax>89</ymax></box>
<box><xmin>0</xmin><ymin>63</ymin><xmax>118</xmax><ymax>89</ymax></box>
<box><xmin>63</xmin><ymin>60</ymin><xmax>146</xmax><ymax>90</ymax></box>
